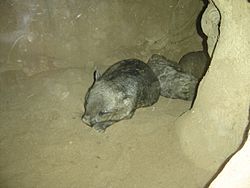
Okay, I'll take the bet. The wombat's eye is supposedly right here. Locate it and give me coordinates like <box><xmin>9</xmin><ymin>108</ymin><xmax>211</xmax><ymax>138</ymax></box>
<box><xmin>98</xmin><ymin>111</ymin><xmax>110</xmax><ymax>116</ymax></box>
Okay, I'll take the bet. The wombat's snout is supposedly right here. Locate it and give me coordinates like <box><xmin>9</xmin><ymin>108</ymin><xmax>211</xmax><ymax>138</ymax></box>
<box><xmin>81</xmin><ymin>114</ymin><xmax>92</xmax><ymax>126</ymax></box>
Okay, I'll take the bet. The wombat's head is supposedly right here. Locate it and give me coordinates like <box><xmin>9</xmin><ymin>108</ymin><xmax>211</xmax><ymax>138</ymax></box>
<box><xmin>82</xmin><ymin>71</ymin><xmax>135</xmax><ymax>132</ymax></box>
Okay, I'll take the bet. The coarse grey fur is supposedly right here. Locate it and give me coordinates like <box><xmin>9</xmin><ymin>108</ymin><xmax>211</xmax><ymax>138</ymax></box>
<box><xmin>82</xmin><ymin>59</ymin><xmax>160</xmax><ymax>132</ymax></box>
<box><xmin>178</xmin><ymin>51</ymin><xmax>210</xmax><ymax>80</ymax></box>
<box><xmin>147</xmin><ymin>54</ymin><xmax>198</xmax><ymax>101</ymax></box>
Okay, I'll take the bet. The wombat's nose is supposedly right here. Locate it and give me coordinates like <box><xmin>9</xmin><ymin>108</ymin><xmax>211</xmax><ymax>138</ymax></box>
<box><xmin>81</xmin><ymin>114</ymin><xmax>91</xmax><ymax>126</ymax></box>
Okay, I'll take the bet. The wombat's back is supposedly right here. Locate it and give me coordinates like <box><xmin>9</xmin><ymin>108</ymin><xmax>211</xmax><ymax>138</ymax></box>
<box><xmin>100</xmin><ymin>59</ymin><xmax>160</xmax><ymax>107</ymax></box>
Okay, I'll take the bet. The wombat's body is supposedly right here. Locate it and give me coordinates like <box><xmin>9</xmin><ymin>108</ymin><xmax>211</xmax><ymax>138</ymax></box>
<box><xmin>148</xmin><ymin>54</ymin><xmax>198</xmax><ymax>101</ymax></box>
<box><xmin>82</xmin><ymin>59</ymin><xmax>160</xmax><ymax>132</ymax></box>
<box><xmin>179</xmin><ymin>51</ymin><xmax>210</xmax><ymax>80</ymax></box>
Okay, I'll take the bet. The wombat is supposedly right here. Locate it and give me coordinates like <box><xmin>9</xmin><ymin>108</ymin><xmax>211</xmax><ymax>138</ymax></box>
<box><xmin>82</xmin><ymin>59</ymin><xmax>160</xmax><ymax>132</ymax></box>
<box><xmin>147</xmin><ymin>54</ymin><xmax>198</xmax><ymax>101</ymax></box>
<box><xmin>178</xmin><ymin>51</ymin><xmax>210</xmax><ymax>80</ymax></box>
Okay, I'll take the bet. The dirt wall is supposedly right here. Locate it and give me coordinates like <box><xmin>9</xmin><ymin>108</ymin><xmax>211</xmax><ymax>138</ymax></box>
<box><xmin>177</xmin><ymin>0</ymin><xmax>250</xmax><ymax>173</ymax></box>
<box><xmin>0</xmin><ymin>0</ymin><xmax>204</xmax><ymax>76</ymax></box>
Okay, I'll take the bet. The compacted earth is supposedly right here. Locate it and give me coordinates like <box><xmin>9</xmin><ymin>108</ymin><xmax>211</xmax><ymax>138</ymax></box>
<box><xmin>0</xmin><ymin>66</ymin><xmax>212</xmax><ymax>188</ymax></box>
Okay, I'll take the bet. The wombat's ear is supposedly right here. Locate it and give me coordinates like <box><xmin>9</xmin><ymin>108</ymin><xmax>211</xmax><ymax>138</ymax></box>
<box><xmin>94</xmin><ymin>70</ymin><xmax>102</xmax><ymax>81</ymax></box>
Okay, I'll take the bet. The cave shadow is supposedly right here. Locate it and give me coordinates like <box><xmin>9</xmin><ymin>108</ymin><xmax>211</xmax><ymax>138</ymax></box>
<box><xmin>196</xmin><ymin>0</ymin><xmax>209</xmax><ymax>53</ymax></box>
<box><xmin>190</xmin><ymin>0</ymin><xmax>210</xmax><ymax>108</ymax></box>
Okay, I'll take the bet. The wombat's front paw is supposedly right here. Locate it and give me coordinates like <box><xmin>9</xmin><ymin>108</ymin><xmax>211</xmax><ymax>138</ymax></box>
<box><xmin>93</xmin><ymin>124</ymin><xmax>105</xmax><ymax>133</ymax></box>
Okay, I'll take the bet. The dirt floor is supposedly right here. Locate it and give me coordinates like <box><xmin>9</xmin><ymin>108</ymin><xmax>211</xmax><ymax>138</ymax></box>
<box><xmin>0</xmin><ymin>66</ymin><xmax>213</xmax><ymax>188</ymax></box>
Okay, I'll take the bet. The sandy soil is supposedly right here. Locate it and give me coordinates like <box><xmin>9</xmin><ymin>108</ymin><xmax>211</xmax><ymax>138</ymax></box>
<box><xmin>0</xmin><ymin>66</ymin><xmax>212</xmax><ymax>188</ymax></box>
